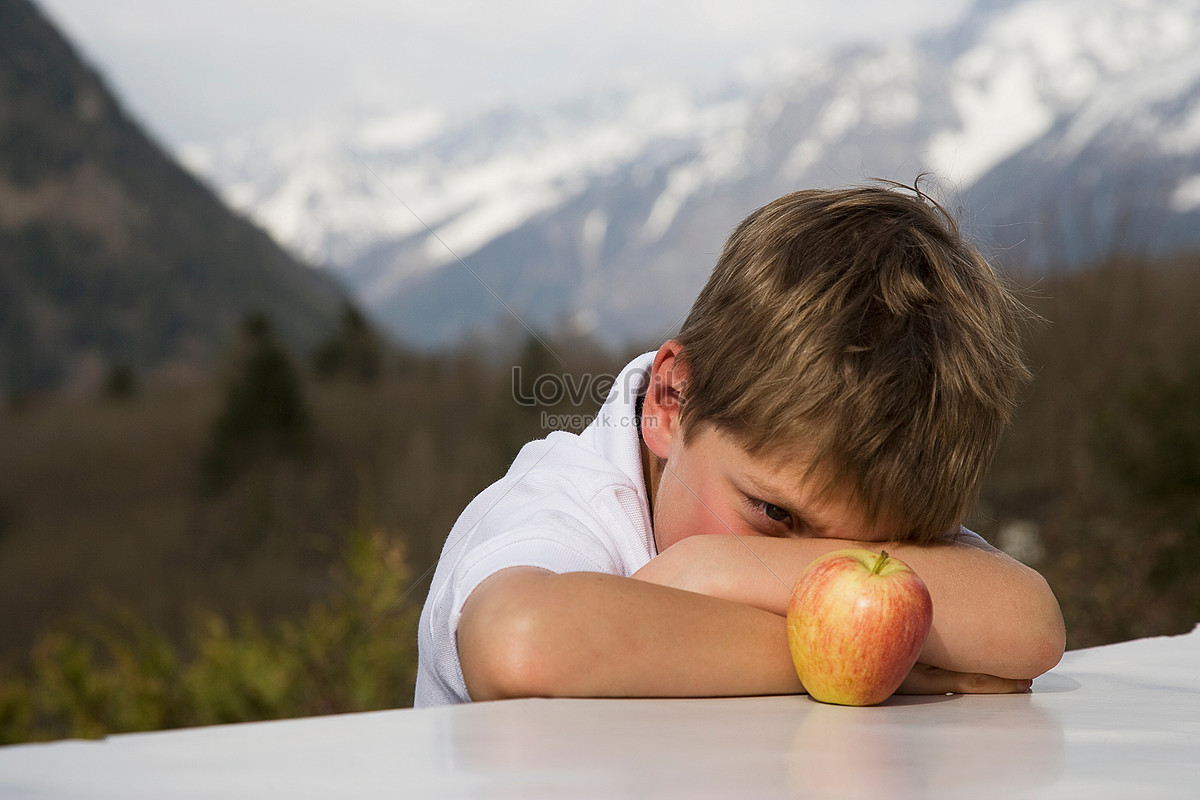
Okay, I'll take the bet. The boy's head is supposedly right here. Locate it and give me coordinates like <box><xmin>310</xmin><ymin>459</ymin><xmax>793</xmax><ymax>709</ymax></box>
<box><xmin>660</xmin><ymin>182</ymin><xmax>1031</xmax><ymax>544</ymax></box>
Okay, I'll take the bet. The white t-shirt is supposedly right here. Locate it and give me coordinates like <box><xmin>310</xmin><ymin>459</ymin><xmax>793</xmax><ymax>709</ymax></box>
<box><xmin>414</xmin><ymin>352</ymin><xmax>659</xmax><ymax>707</ymax></box>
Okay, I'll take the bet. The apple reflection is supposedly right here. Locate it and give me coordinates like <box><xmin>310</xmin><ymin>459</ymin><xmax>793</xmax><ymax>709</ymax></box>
<box><xmin>786</xmin><ymin>693</ymin><xmax>1065</xmax><ymax>799</ymax></box>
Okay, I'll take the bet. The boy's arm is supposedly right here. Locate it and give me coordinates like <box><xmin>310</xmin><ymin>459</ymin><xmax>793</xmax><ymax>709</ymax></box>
<box><xmin>457</xmin><ymin>561</ymin><xmax>1039</xmax><ymax>702</ymax></box>
<box><xmin>458</xmin><ymin>567</ymin><xmax>799</xmax><ymax>701</ymax></box>
<box><xmin>631</xmin><ymin>534</ymin><xmax>1066</xmax><ymax>681</ymax></box>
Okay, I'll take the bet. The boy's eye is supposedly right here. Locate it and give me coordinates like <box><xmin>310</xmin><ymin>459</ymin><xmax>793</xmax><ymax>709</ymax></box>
<box><xmin>761</xmin><ymin>502</ymin><xmax>791</xmax><ymax>523</ymax></box>
<box><xmin>744</xmin><ymin>495</ymin><xmax>796</xmax><ymax>532</ymax></box>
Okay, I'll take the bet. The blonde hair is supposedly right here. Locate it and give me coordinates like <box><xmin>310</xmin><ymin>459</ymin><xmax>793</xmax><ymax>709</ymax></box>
<box><xmin>675</xmin><ymin>182</ymin><xmax>1031</xmax><ymax>543</ymax></box>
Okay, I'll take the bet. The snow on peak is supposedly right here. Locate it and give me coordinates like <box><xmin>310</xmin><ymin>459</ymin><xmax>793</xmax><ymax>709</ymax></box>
<box><xmin>1172</xmin><ymin>174</ymin><xmax>1200</xmax><ymax>212</ymax></box>
<box><xmin>929</xmin><ymin>0</ymin><xmax>1200</xmax><ymax>185</ymax></box>
<box><xmin>184</xmin><ymin>80</ymin><xmax>753</xmax><ymax>276</ymax></box>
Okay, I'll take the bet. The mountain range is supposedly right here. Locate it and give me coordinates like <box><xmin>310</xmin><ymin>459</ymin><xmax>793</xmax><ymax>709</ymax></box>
<box><xmin>181</xmin><ymin>0</ymin><xmax>1200</xmax><ymax>350</ymax></box>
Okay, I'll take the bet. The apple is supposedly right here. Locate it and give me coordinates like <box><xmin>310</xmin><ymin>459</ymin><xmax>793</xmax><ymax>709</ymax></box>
<box><xmin>786</xmin><ymin>548</ymin><xmax>933</xmax><ymax>706</ymax></box>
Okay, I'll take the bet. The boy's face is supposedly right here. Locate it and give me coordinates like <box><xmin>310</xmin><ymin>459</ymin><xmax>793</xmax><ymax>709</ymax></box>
<box><xmin>641</xmin><ymin>340</ymin><xmax>894</xmax><ymax>554</ymax></box>
<box><xmin>647</xmin><ymin>424</ymin><xmax>893</xmax><ymax>554</ymax></box>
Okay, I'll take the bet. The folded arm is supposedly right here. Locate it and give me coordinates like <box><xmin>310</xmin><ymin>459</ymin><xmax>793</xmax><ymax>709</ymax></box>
<box><xmin>631</xmin><ymin>533</ymin><xmax>1066</xmax><ymax>681</ymax></box>
<box><xmin>456</xmin><ymin>529</ymin><xmax>1063</xmax><ymax>701</ymax></box>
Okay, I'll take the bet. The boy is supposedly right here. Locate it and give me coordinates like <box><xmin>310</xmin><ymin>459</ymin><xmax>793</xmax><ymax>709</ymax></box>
<box><xmin>415</xmin><ymin>183</ymin><xmax>1065</xmax><ymax>706</ymax></box>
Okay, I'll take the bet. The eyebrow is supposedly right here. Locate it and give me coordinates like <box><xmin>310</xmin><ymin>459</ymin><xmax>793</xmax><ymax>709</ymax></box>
<box><xmin>734</xmin><ymin>469</ymin><xmax>830</xmax><ymax>535</ymax></box>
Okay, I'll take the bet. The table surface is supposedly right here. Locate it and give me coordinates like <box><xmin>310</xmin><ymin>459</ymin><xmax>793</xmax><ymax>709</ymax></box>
<box><xmin>1</xmin><ymin>625</ymin><xmax>1198</xmax><ymax>799</ymax></box>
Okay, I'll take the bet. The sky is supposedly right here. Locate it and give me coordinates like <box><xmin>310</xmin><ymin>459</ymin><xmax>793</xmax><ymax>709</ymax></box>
<box><xmin>35</xmin><ymin>0</ymin><xmax>973</xmax><ymax>149</ymax></box>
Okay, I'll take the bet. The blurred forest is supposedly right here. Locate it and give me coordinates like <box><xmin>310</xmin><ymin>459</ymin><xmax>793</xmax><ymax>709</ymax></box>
<box><xmin>2</xmin><ymin>252</ymin><xmax>1200</xmax><ymax>744</ymax></box>
<box><xmin>977</xmin><ymin>252</ymin><xmax>1200</xmax><ymax>647</ymax></box>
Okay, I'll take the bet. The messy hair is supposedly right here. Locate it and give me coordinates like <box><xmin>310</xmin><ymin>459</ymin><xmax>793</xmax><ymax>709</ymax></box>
<box><xmin>675</xmin><ymin>181</ymin><xmax>1032</xmax><ymax>543</ymax></box>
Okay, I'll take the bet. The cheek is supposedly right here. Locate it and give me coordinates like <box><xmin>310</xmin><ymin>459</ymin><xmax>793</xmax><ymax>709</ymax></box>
<box><xmin>653</xmin><ymin>478</ymin><xmax>708</xmax><ymax>550</ymax></box>
<box><xmin>653</xmin><ymin>454</ymin><xmax>744</xmax><ymax>545</ymax></box>
<box><xmin>665</xmin><ymin>483</ymin><xmax>741</xmax><ymax>539</ymax></box>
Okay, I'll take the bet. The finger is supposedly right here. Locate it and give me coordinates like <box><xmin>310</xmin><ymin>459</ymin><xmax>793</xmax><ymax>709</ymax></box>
<box><xmin>896</xmin><ymin>664</ymin><xmax>1032</xmax><ymax>695</ymax></box>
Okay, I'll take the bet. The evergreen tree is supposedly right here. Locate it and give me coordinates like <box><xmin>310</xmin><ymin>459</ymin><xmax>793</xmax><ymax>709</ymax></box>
<box><xmin>202</xmin><ymin>313</ymin><xmax>311</xmax><ymax>494</ymax></box>
<box><xmin>311</xmin><ymin>305</ymin><xmax>383</xmax><ymax>383</ymax></box>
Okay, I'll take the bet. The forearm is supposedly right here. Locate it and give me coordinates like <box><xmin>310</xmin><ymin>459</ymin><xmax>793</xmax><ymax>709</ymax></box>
<box><xmin>458</xmin><ymin>567</ymin><xmax>803</xmax><ymax>701</ymax></box>
<box><xmin>893</xmin><ymin>538</ymin><xmax>1065</xmax><ymax>678</ymax></box>
<box><xmin>633</xmin><ymin>535</ymin><xmax>1065</xmax><ymax>680</ymax></box>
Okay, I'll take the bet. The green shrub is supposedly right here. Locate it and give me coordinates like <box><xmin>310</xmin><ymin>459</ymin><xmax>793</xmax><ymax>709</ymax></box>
<box><xmin>1</xmin><ymin>529</ymin><xmax>418</xmax><ymax>743</ymax></box>
<box><xmin>29</xmin><ymin>609</ymin><xmax>182</xmax><ymax>739</ymax></box>
<box><xmin>0</xmin><ymin>673</ymin><xmax>33</xmax><ymax>745</ymax></box>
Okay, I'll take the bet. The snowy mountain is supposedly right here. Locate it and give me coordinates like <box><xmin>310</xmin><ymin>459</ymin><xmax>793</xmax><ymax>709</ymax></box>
<box><xmin>182</xmin><ymin>0</ymin><xmax>1200</xmax><ymax>350</ymax></box>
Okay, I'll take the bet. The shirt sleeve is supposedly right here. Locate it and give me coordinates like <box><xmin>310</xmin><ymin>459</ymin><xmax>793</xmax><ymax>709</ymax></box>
<box><xmin>448</xmin><ymin>510</ymin><xmax>622</xmax><ymax>640</ymax></box>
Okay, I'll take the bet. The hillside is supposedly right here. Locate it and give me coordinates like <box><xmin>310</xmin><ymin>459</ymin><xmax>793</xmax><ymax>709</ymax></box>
<box><xmin>0</xmin><ymin>0</ymin><xmax>349</xmax><ymax>396</ymax></box>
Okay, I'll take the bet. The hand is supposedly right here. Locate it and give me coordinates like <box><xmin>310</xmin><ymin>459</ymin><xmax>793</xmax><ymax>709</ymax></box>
<box><xmin>896</xmin><ymin>663</ymin><xmax>1033</xmax><ymax>695</ymax></box>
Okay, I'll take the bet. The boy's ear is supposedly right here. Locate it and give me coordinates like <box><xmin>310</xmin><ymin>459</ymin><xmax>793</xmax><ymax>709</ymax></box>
<box><xmin>641</xmin><ymin>340</ymin><xmax>689</xmax><ymax>460</ymax></box>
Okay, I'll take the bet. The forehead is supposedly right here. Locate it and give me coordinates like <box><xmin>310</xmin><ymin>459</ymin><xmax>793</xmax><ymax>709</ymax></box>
<box><xmin>700</xmin><ymin>425</ymin><xmax>820</xmax><ymax>490</ymax></box>
<box><xmin>700</xmin><ymin>426</ymin><xmax>889</xmax><ymax>538</ymax></box>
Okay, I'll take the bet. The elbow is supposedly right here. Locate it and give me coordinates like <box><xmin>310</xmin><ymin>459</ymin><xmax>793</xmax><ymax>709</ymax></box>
<box><xmin>460</xmin><ymin>617</ymin><xmax>549</xmax><ymax>702</ymax></box>
<box><xmin>458</xmin><ymin>585</ymin><xmax>567</xmax><ymax>702</ymax></box>
<box><xmin>1009</xmin><ymin>574</ymin><xmax>1067</xmax><ymax>680</ymax></box>
<box><xmin>1031</xmin><ymin>607</ymin><xmax>1067</xmax><ymax>679</ymax></box>
<box><xmin>1016</xmin><ymin>623</ymin><xmax>1066</xmax><ymax>681</ymax></box>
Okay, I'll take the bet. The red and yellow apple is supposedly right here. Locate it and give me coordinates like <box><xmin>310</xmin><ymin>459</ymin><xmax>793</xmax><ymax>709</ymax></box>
<box><xmin>786</xmin><ymin>548</ymin><xmax>933</xmax><ymax>706</ymax></box>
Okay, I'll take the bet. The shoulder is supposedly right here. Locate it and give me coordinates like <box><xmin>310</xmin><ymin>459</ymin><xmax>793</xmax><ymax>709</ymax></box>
<box><xmin>430</xmin><ymin>427</ymin><xmax>653</xmax><ymax>593</ymax></box>
<box><xmin>946</xmin><ymin>525</ymin><xmax>998</xmax><ymax>552</ymax></box>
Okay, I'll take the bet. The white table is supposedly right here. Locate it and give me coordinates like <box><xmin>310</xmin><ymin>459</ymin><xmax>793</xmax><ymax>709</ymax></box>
<box><xmin>2</xmin><ymin>625</ymin><xmax>1198</xmax><ymax>799</ymax></box>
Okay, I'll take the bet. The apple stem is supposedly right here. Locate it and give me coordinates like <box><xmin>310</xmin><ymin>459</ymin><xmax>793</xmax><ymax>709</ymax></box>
<box><xmin>873</xmin><ymin>550</ymin><xmax>890</xmax><ymax>575</ymax></box>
